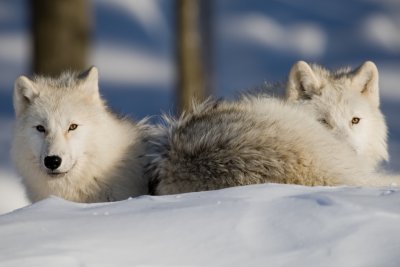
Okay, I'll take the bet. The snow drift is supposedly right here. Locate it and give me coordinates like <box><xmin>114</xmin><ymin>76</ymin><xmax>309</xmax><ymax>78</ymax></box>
<box><xmin>1</xmin><ymin>183</ymin><xmax>399</xmax><ymax>266</ymax></box>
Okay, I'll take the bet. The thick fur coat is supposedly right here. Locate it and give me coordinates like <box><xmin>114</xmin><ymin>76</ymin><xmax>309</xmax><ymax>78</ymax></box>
<box><xmin>147</xmin><ymin>97</ymin><xmax>389</xmax><ymax>195</ymax></box>
<box><xmin>286</xmin><ymin>61</ymin><xmax>388</xmax><ymax>169</ymax></box>
<box><xmin>12</xmin><ymin>67</ymin><xmax>153</xmax><ymax>203</ymax></box>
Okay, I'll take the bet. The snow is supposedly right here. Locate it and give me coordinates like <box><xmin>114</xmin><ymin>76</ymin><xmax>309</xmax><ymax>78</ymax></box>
<box><xmin>95</xmin><ymin>0</ymin><xmax>168</xmax><ymax>35</ymax></box>
<box><xmin>91</xmin><ymin>42</ymin><xmax>174</xmax><ymax>87</ymax></box>
<box><xmin>221</xmin><ymin>14</ymin><xmax>327</xmax><ymax>58</ymax></box>
<box><xmin>1</xmin><ymin>184</ymin><xmax>400</xmax><ymax>266</ymax></box>
<box><xmin>363</xmin><ymin>14</ymin><xmax>400</xmax><ymax>53</ymax></box>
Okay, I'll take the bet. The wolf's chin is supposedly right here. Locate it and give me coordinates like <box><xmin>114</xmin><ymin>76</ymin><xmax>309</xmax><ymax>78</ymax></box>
<box><xmin>47</xmin><ymin>172</ymin><xmax>68</xmax><ymax>178</ymax></box>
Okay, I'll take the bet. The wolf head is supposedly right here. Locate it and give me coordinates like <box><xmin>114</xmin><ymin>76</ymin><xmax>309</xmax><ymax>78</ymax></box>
<box><xmin>285</xmin><ymin>61</ymin><xmax>388</xmax><ymax>169</ymax></box>
<box><xmin>13</xmin><ymin>67</ymin><xmax>104</xmax><ymax>178</ymax></box>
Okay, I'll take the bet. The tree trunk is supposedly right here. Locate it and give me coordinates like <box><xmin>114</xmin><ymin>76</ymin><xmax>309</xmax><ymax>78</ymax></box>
<box><xmin>32</xmin><ymin>0</ymin><xmax>91</xmax><ymax>76</ymax></box>
<box><xmin>176</xmin><ymin>0</ymin><xmax>212</xmax><ymax>113</ymax></box>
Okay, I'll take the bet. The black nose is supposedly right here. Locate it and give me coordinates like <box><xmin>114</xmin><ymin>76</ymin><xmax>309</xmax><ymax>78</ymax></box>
<box><xmin>44</xmin><ymin>156</ymin><xmax>62</xmax><ymax>170</ymax></box>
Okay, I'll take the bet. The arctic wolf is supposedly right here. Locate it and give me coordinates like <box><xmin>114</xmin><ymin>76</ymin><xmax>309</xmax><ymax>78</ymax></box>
<box><xmin>12</xmin><ymin>67</ymin><xmax>152</xmax><ymax>203</ymax></box>
<box><xmin>147</xmin><ymin>97</ymin><xmax>390</xmax><ymax>195</ymax></box>
<box><xmin>285</xmin><ymin>61</ymin><xmax>388</xmax><ymax>170</ymax></box>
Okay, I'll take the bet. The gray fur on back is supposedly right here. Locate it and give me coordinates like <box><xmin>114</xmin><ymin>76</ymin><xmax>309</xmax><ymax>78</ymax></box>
<box><xmin>147</xmin><ymin>97</ymin><xmax>374</xmax><ymax>195</ymax></box>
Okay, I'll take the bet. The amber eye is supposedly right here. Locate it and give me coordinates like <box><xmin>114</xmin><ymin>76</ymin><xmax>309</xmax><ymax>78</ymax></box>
<box><xmin>68</xmin><ymin>124</ymin><xmax>78</xmax><ymax>131</ymax></box>
<box><xmin>351</xmin><ymin>117</ymin><xmax>360</xmax><ymax>125</ymax></box>
<box><xmin>36</xmin><ymin>125</ymin><xmax>46</xmax><ymax>133</ymax></box>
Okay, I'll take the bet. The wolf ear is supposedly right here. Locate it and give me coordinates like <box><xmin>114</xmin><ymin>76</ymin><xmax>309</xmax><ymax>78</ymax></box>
<box><xmin>13</xmin><ymin>76</ymin><xmax>39</xmax><ymax>117</ymax></box>
<box><xmin>351</xmin><ymin>61</ymin><xmax>380</xmax><ymax>107</ymax></box>
<box><xmin>79</xmin><ymin>66</ymin><xmax>100</xmax><ymax>102</ymax></box>
<box><xmin>286</xmin><ymin>61</ymin><xmax>320</xmax><ymax>101</ymax></box>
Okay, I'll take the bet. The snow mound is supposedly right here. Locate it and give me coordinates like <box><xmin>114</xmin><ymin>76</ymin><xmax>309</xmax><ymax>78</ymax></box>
<box><xmin>1</xmin><ymin>183</ymin><xmax>400</xmax><ymax>266</ymax></box>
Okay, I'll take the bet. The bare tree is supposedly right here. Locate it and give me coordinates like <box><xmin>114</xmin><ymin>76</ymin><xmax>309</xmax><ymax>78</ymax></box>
<box><xmin>176</xmin><ymin>0</ymin><xmax>212</xmax><ymax>113</ymax></box>
<box><xmin>32</xmin><ymin>0</ymin><xmax>91</xmax><ymax>76</ymax></box>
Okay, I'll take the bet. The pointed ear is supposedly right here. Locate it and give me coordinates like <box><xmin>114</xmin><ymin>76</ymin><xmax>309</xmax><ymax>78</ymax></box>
<box><xmin>286</xmin><ymin>61</ymin><xmax>320</xmax><ymax>101</ymax></box>
<box><xmin>351</xmin><ymin>61</ymin><xmax>380</xmax><ymax>107</ymax></box>
<box><xmin>13</xmin><ymin>76</ymin><xmax>39</xmax><ymax>117</ymax></box>
<box><xmin>78</xmin><ymin>66</ymin><xmax>100</xmax><ymax>101</ymax></box>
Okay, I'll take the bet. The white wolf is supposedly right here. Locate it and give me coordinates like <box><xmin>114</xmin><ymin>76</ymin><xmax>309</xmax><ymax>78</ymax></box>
<box><xmin>147</xmin><ymin>96</ymin><xmax>394</xmax><ymax>195</ymax></box>
<box><xmin>285</xmin><ymin>61</ymin><xmax>388</xmax><ymax>170</ymax></box>
<box><xmin>12</xmin><ymin>67</ymin><xmax>152</xmax><ymax>203</ymax></box>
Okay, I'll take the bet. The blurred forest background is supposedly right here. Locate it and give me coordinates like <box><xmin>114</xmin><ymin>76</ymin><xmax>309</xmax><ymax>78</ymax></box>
<box><xmin>0</xmin><ymin>0</ymin><xmax>399</xmax><ymax>177</ymax></box>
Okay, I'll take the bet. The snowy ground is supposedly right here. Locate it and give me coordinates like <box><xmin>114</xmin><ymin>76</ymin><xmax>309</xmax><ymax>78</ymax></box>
<box><xmin>1</xmin><ymin>184</ymin><xmax>400</xmax><ymax>266</ymax></box>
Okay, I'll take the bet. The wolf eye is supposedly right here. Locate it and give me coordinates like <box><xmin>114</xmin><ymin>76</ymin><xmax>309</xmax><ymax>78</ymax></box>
<box><xmin>318</xmin><ymin>118</ymin><xmax>329</xmax><ymax>125</ymax></box>
<box><xmin>36</xmin><ymin>125</ymin><xmax>46</xmax><ymax>133</ymax></box>
<box><xmin>68</xmin><ymin>124</ymin><xmax>78</xmax><ymax>131</ymax></box>
<box><xmin>351</xmin><ymin>117</ymin><xmax>360</xmax><ymax>125</ymax></box>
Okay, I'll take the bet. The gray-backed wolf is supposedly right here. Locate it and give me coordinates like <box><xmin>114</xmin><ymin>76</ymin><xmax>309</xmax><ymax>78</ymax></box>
<box><xmin>286</xmin><ymin>61</ymin><xmax>388</xmax><ymax>170</ymax></box>
<box><xmin>147</xmin><ymin>96</ymin><xmax>393</xmax><ymax>195</ymax></box>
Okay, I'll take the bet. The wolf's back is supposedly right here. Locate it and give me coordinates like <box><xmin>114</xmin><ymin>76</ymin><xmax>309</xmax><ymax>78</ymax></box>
<box><xmin>148</xmin><ymin>98</ymin><xmax>371</xmax><ymax>195</ymax></box>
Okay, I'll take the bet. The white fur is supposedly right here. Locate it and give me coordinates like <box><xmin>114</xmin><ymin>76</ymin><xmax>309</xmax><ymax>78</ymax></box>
<box><xmin>286</xmin><ymin>61</ymin><xmax>388</xmax><ymax>170</ymax></box>
<box><xmin>148</xmin><ymin>96</ymin><xmax>399</xmax><ymax>196</ymax></box>
<box><xmin>12</xmin><ymin>67</ymin><xmax>152</xmax><ymax>203</ymax></box>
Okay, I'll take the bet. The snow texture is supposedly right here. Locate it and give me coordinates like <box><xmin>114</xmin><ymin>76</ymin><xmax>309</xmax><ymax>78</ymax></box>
<box><xmin>1</xmin><ymin>184</ymin><xmax>400</xmax><ymax>266</ymax></box>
